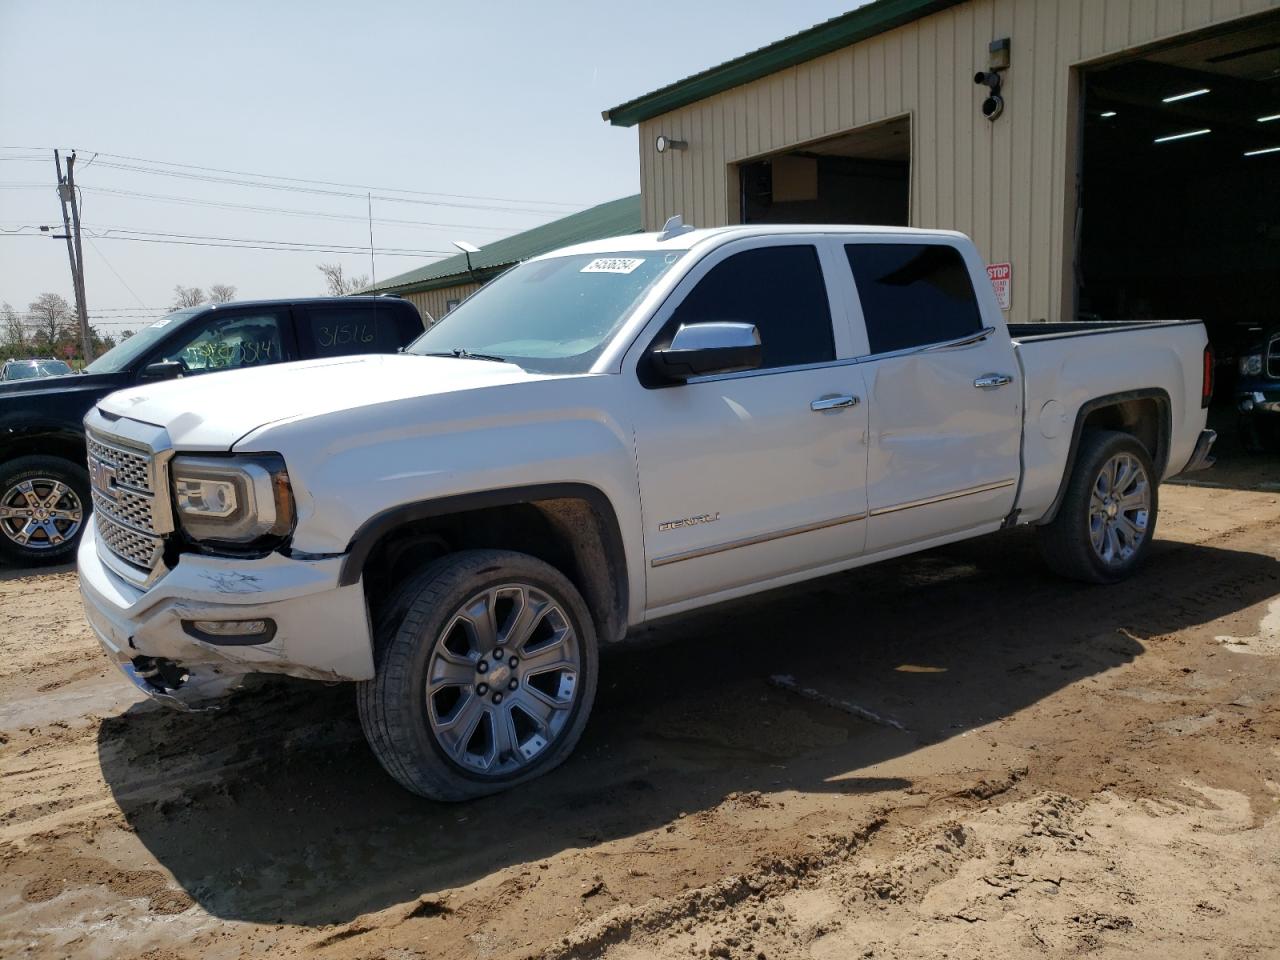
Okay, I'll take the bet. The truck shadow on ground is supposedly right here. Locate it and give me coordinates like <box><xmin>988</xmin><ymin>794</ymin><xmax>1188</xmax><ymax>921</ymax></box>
<box><xmin>97</xmin><ymin>527</ymin><xmax>1280</xmax><ymax>926</ymax></box>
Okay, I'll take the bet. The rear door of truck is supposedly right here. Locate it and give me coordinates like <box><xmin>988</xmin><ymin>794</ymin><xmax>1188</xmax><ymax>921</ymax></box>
<box><xmin>840</xmin><ymin>238</ymin><xmax>1023</xmax><ymax>552</ymax></box>
<box><xmin>293</xmin><ymin>299</ymin><xmax>425</xmax><ymax>361</ymax></box>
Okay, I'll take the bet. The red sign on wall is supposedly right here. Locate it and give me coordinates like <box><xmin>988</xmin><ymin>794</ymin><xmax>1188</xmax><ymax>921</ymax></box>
<box><xmin>987</xmin><ymin>263</ymin><xmax>1011</xmax><ymax>311</ymax></box>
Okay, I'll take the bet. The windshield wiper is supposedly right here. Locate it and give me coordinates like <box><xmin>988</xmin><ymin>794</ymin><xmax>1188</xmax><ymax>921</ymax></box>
<box><xmin>423</xmin><ymin>348</ymin><xmax>508</xmax><ymax>363</ymax></box>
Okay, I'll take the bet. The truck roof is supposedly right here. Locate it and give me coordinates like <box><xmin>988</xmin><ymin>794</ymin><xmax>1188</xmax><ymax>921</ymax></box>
<box><xmin>540</xmin><ymin>223</ymin><xmax>970</xmax><ymax>260</ymax></box>
<box><xmin>174</xmin><ymin>295</ymin><xmax>407</xmax><ymax>314</ymax></box>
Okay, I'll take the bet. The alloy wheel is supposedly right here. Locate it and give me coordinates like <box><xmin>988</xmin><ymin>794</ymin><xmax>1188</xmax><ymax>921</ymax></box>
<box><xmin>0</xmin><ymin>478</ymin><xmax>84</xmax><ymax>551</ymax></box>
<box><xmin>1088</xmin><ymin>452</ymin><xmax>1150</xmax><ymax>566</ymax></box>
<box><xmin>425</xmin><ymin>583</ymin><xmax>581</xmax><ymax>776</ymax></box>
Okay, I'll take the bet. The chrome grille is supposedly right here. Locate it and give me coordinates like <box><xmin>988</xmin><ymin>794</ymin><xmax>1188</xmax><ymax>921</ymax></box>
<box><xmin>86</xmin><ymin>427</ymin><xmax>166</xmax><ymax>583</ymax></box>
<box><xmin>91</xmin><ymin>487</ymin><xmax>155</xmax><ymax>532</ymax></box>
<box><xmin>95</xmin><ymin>512</ymin><xmax>163</xmax><ymax>570</ymax></box>
<box><xmin>86</xmin><ymin>435</ymin><xmax>153</xmax><ymax>493</ymax></box>
<box><xmin>1267</xmin><ymin>335</ymin><xmax>1280</xmax><ymax>380</ymax></box>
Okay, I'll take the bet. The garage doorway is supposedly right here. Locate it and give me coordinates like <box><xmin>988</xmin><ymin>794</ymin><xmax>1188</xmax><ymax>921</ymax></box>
<box><xmin>738</xmin><ymin>115</ymin><xmax>911</xmax><ymax>226</ymax></box>
<box><xmin>1076</xmin><ymin>12</ymin><xmax>1280</xmax><ymax>385</ymax></box>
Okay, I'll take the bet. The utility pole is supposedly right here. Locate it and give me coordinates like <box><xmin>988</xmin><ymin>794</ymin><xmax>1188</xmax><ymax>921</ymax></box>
<box><xmin>54</xmin><ymin>150</ymin><xmax>93</xmax><ymax>364</ymax></box>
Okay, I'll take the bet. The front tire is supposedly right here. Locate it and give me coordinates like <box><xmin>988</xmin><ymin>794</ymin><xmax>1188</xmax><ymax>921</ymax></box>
<box><xmin>1036</xmin><ymin>430</ymin><xmax>1157</xmax><ymax>584</ymax></box>
<box><xmin>0</xmin><ymin>455</ymin><xmax>90</xmax><ymax>567</ymax></box>
<box><xmin>357</xmin><ymin>549</ymin><xmax>598</xmax><ymax>801</ymax></box>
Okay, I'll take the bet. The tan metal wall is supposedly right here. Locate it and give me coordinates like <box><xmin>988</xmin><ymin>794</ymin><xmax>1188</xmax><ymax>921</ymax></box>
<box><xmin>637</xmin><ymin>0</ymin><xmax>1279</xmax><ymax>324</ymax></box>
<box><xmin>403</xmin><ymin>283</ymin><xmax>482</xmax><ymax>327</ymax></box>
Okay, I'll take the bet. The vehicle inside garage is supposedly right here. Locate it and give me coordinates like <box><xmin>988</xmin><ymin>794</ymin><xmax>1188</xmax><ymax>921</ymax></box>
<box><xmin>1077</xmin><ymin>12</ymin><xmax>1280</xmax><ymax>382</ymax></box>
<box><xmin>738</xmin><ymin>115</ymin><xmax>910</xmax><ymax>226</ymax></box>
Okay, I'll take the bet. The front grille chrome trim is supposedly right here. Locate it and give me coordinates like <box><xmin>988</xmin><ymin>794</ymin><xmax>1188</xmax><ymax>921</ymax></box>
<box><xmin>84</xmin><ymin>410</ymin><xmax>177</xmax><ymax>588</ymax></box>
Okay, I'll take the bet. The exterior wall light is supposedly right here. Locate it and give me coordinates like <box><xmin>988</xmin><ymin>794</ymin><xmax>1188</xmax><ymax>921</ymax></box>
<box><xmin>655</xmin><ymin>135</ymin><xmax>688</xmax><ymax>153</ymax></box>
<box><xmin>975</xmin><ymin>37</ymin><xmax>1011</xmax><ymax>121</ymax></box>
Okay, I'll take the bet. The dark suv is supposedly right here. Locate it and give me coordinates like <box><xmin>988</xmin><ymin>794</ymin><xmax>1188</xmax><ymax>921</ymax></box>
<box><xmin>0</xmin><ymin>296</ymin><xmax>423</xmax><ymax>566</ymax></box>
<box><xmin>1236</xmin><ymin>325</ymin><xmax>1280</xmax><ymax>452</ymax></box>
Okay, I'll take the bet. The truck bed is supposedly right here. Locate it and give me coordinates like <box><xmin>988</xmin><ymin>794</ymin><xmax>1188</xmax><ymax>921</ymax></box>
<box><xmin>1008</xmin><ymin>319</ymin><xmax>1201</xmax><ymax>342</ymax></box>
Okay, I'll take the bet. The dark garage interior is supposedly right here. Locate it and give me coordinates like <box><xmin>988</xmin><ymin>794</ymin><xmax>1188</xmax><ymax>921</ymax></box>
<box><xmin>1078</xmin><ymin>12</ymin><xmax>1280</xmax><ymax>389</ymax></box>
<box><xmin>738</xmin><ymin>115</ymin><xmax>911</xmax><ymax>227</ymax></box>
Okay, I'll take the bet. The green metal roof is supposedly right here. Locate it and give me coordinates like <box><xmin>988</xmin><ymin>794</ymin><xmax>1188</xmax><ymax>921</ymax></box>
<box><xmin>362</xmin><ymin>194</ymin><xmax>643</xmax><ymax>296</ymax></box>
<box><xmin>602</xmin><ymin>0</ymin><xmax>964</xmax><ymax>127</ymax></box>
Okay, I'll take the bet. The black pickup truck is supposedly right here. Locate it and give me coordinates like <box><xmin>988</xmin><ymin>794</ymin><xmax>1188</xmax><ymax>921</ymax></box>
<box><xmin>0</xmin><ymin>296</ymin><xmax>423</xmax><ymax>566</ymax></box>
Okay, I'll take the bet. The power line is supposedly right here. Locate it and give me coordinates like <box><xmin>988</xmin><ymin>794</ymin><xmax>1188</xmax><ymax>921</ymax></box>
<box><xmin>2</xmin><ymin>230</ymin><xmax>452</xmax><ymax>258</ymax></box>
<box><xmin>85</xmin><ymin>236</ymin><xmax>150</xmax><ymax>309</ymax></box>
<box><xmin>78</xmin><ymin>149</ymin><xmax>587</xmax><ymax>208</ymax></box>
<box><xmin>0</xmin><ymin>145</ymin><xmax>587</xmax><ymax>208</ymax></box>
<box><xmin>62</xmin><ymin>185</ymin><xmax>525</xmax><ymax>232</ymax></box>
<box><xmin>83</xmin><ymin>159</ymin><xmax>574</xmax><ymax>215</ymax></box>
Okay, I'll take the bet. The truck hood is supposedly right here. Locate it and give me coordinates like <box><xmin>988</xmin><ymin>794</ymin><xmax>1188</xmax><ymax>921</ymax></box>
<box><xmin>96</xmin><ymin>353</ymin><xmax>552</xmax><ymax>449</ymax></box>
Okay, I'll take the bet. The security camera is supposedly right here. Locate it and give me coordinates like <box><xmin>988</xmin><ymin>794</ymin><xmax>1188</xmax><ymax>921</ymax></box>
<box><xmin>974</xmin><ymin>71</ymin><xmax>1004</xmax><ymax>121</ymax></box>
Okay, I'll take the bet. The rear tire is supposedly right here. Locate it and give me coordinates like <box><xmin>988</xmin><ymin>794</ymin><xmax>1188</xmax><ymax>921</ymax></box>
<box><xmin>0</xmin><ymin>455</ymin><xmax>90</xmax><ymax>568</ymax></box>
<box><xmin>1036</xmin><ymin>430</ymin><xmax>1157</xmax><ymax>584</ymax></box>
<box><xmin>357</xmin><ymin>549</ymin><xmax>598</xmax><ymax>801</ymax></box>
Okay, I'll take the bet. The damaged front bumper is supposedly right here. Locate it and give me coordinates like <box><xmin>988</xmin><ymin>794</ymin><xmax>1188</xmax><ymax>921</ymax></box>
<box><xmin>78</xmin><ymin>524</ymin><xmax>373</xmax><ymax>710</ymax></box>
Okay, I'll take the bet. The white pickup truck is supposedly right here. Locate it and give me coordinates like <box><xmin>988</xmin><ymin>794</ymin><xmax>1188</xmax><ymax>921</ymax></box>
<box><xmin>78</xmin><ymin>223</ymin><xmax>1215</xmax><ymax>800</ymax></box>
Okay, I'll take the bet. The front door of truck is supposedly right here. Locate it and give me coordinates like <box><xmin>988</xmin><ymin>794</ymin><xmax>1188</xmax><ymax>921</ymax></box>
<box><xmin>626</xmin><ymin>238</ymin><xmax>870</xmax><ymax>613</ymax></box>
<box><xmin>843</xmin><ymin>240</ymin><xmax>1021</xmax><ymax>553</ymax></box>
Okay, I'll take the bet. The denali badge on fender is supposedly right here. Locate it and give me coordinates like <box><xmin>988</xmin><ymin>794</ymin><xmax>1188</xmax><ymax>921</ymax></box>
<box><xmin>658</xmin><ymin>512</ymin><xmax>720</xmax><ymax>532</ymax></box>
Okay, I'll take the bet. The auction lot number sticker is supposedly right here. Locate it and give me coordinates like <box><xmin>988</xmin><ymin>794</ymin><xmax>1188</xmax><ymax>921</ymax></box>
<box><xmin>581</xmin><ymin>257</ymin><xmax>645</xmax><ymax>274</ymax></box>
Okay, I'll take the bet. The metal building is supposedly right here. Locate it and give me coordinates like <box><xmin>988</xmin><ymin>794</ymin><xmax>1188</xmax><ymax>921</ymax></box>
<box><xmin>363</xmin><ymin>196</ymin><xmax>642</xmax><ymax>323</ymax></box>
<box><xmin>603</xmin><ymin>0</ymin><xmax>1280</xmax><ymax>347</ymax></box>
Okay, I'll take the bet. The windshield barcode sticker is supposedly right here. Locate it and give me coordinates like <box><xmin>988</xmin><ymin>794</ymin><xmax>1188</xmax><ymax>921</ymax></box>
<box><xmin>581</xmin><ymin>257</ymin><xmax>645</xmax><ymax>274</ymax></box>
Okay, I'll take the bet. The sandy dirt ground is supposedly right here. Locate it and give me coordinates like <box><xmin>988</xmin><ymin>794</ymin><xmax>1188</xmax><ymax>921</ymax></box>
<box><xmin>2</xmin><ymin>457</ymin><xmax>1279</xmax><ymax>960</ymax></box>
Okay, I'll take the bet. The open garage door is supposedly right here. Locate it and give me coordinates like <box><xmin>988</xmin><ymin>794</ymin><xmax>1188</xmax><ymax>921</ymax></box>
<box><xmin>1077</xmin><ymin>12</ymin><xmax>1280</xmax><ymax>394</ymax></box>
<box><xmin>738</xmin><ymin>115</ymin><xmax>910</xmax><ymax>226</ymax></box>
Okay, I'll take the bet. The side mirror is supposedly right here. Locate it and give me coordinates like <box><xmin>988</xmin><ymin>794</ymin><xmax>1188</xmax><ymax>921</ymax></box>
<box><xmin>139</xmin><ymin>360</ymin><xmax>184</xmax><ymax>382</ymax></box>
<box><xmin>650</xmin><ymin>322</ymin><xmax>762</xmax><ymax>382</ymax></box>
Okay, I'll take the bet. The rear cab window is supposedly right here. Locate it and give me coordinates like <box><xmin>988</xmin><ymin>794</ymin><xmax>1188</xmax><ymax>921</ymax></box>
<box><xmin>296</xmin><ymin>302</ymin><xmax>423</xmax><ymax>360</ymax></box>
<box><xmin>844</xmin><ymin>243</ymin><xmax>983</xmax><ymax>354</ymax></box>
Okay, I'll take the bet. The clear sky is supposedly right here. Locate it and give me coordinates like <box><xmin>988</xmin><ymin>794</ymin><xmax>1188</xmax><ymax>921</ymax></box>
<box><xmin>0</xmin><ymin>0</ymin><xmax>861</xmax><ymax>335</ymax></box>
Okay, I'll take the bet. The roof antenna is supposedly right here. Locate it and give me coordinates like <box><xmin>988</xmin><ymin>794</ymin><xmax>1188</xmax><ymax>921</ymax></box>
<box><xmin>658</xmin><ymin>214</ymin><xmax>696</xmax><ymax>241</ymax></box>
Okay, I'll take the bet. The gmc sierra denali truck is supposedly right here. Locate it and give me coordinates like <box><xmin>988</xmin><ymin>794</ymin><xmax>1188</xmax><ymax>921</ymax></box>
<box><xmin>77</xmin><ymin>223</ymin><xmax>1216</xmax><ymax>801</ymax></box>
<box><xmin>0</xmin><ymin>296</ymin><xmax>422</xmax><ymax>567</ymax></box>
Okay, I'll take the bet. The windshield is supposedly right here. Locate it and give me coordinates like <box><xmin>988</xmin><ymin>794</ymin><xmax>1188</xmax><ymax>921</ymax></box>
<box><xmin>5</xmin><ymin>359</ymin><xmax>72</xmax><ymax>380</ymax></box>
<box><xmin>85</xmin><ymin>309</ymin><xmax>201</xmax><ymax>374</ymax></box>
<box><xmin>407</xmin><ymin>250</ymin><xmax>685</xmax><ymax>373</ymax></box>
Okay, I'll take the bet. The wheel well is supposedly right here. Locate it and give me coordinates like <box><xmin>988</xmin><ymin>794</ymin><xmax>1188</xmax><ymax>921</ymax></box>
<box><xmin>356</xmin><ymin>494</ymin><xmax>628</xmax><ymax>645</ymax></box>
<box><xmin>1039</xmin><ymin>390</ymin><xmax>1170</xmax><ymax>525</ymax></box>
<box><xmin>1</xmin><ymin>432</ymin><xmax>87</xmax><ymax>473</ymax></box>
<box><xmin>1080</xmin><ymin>397</ymin><xmax>1164</xmax><ymax>472</ymax></box>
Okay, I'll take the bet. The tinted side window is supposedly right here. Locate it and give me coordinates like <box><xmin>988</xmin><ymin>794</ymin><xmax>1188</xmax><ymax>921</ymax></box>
<box><xmin>160</xmin><ymin>310</ymin><xmax>288</xmax><ymax>374</ymax></box>
<box><xmin>666</xmin><ymin>245</ymin><xmax>835</xmax><ymax>370</ymax></box>
<box><xmin>845</xmin><ymin>244</ymin><xmax>982</xmax><ymax>354</ymax></box>
<box><xmin>299</xmin><ymin>304</ymin><xmax>420</xmax><ymax>359</ymax></box>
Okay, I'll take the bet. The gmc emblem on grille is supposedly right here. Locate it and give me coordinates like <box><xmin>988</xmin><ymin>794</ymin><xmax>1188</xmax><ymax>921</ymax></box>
<box><xmin>89</xmin><ymin>459</ymin><xmax>118</xmax><ymax>501</ymax></box>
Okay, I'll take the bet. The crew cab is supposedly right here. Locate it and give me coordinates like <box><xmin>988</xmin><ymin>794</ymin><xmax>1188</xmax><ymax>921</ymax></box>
<box><xmin>0</xmin><ymin>296</ymin><xmax>422</xmax><ymax>566</ymax></box>
<box><xmin>77</xmin><ymin>224</ymin><xmax>1215</xmax><ymax>801</ymax></box>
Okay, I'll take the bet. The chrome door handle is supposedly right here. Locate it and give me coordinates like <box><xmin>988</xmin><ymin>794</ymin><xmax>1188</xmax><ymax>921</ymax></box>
<box><xmin>811</xmin><ymin>394</ymin><xmax>859</xmax><ymax>412</ymax></box>
<box><xmin>973</xmin><ymin>374</ymin><xmax>1013</xmax><ymax>389</ymax></box>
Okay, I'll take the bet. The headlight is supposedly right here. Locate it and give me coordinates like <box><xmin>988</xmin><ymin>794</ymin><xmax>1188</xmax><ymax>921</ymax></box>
<box><xmin>170</xmin><ymin>454</ymin><xmax>294</xmax><ymax>552</ymax></box>
<box><xmin>1240</xmin><ymin>354</ymin><xmax>1263</xmax><ymax>376</ymax></box>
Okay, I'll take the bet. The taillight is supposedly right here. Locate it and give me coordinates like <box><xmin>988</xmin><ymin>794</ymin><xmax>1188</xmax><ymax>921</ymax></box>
<box><xmin>1201</xmin><ymin>344</ymin><xmax>1214</xmax><ymax>409</ymax></box>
